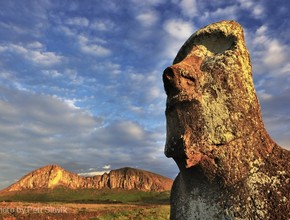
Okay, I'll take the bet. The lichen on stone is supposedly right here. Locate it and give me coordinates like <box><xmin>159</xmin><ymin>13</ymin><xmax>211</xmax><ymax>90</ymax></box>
<box><xmin>163</xmin><ymin>20</ymin><xmax>290</xmax><ymax>219</ymax></box>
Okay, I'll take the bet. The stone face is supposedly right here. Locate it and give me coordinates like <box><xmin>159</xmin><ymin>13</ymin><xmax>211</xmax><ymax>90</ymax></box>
<box><xmin>163</xmin><ymin>20</ymin><xmax>290</xmax><ymax>219</ymax></box>
<box><xmin>2</xmin><ymin>165</ymin><xmax>173</xmax><ymax>192</ymax></box>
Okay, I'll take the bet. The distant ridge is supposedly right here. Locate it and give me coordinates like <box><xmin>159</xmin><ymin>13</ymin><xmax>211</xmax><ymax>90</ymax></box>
<box><xmin>1</xmin><ymin>164</ymin><xmax>173</xmax><ymax>192</ymax></box>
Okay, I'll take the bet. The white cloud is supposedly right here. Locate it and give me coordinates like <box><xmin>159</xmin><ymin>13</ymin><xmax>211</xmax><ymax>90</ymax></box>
<box><xmin>116</xmin><ymin>121</ymin><xmax>144</xmax><ymax>139</ymax></box>
<box><xmin>78</xmin><ymin>35</ymin><xmax>107</xmax><ymax>45</ymax></box>
<box><xmin>257</xmin><ymin>90</ymin><xmax>273</xmax><ymax>101</ymax></box>
<box><xmin>0</xmin><ymin>45</ymin><xmax>6</xmax><ymax>53</ymax></box>
<box><xmin>78</xmin><ymin>171</ymin><xmax>109</xmax><ymax>177</ymax></box>
<box><xmin>63</xmin><ymin>98</ymin><xmax>81</xmax><ymax>109</ymax></box>
<box><xmin>30</xmin><ymin>50</ymin><xmax>63</xmax><ymax>66</ymax></box>
<box><xmin>57</xmin><ymin>26</ymin><xmax>76</xmax><ymax>37</ymax></box>
<box><xmin>90</xmin><ymin>20</ymin><xmax>115</xmax><ymax>31</ymax></box>
<box><xmin>92</xmin><ymin>61</ymin><xmax>121</xmax><ymax>77</ymax></box>
<box><xmin>147</xmin><ymin>86</ymin><xmax>161</xmax><ymax>100</ymax></box>
<box><xmin>162</xmin><ymin>19</ymin><xmax>194</xmax><ymax>60</ymax></box>
<box><xmin>27</xmin><ymin>41</ymin><xmax>43</xmax><ymax>49</ymax></box>
<box><xmin>260</xmin><ymin>101</ymin><xmax>290</xmax><ymax>150</ymax></box>
<box><xmin>55</xmin><ymin>24</ymin><xmax>111</xmax><ymax>57</ymax></box>
<box><xmin>126</xmin><ymin>69</ymin><xmax>164</xmax><ymax>104</ymax></box>
<box><xmin>163</xmin><ymin>19</ymin><xmax>194</xmax><ymax>40</ymax></box>
<box><xmin>0</xmin><ymin>21</ymin><xmax>29</xmax><ymax>35</ymax></box>
<box><xmin>263</xmin><ymin>40</ymin><xmax>287</xmax><ymax>67</ymax></box>
<box><xmin>130</xmin><ymin>0</ymin><xmax>165</xmax><ymax>7</ymax></box>
<box><xmin>0</xmin><ymin>71</ymin><xmax>14</xmax><ymax>82</ymax></box>
<box><xmin>252</xmin><ymin>25</ymin><xmax>268</xmax><ymax>45</ymax></box>
<box><xmin>103</xmin><ymin>164</ymin><xmax>111</xmax><ymax>169</ymax></box>
<box><xmin>0</xmin><ymin>43</ymin><xmax>63</xmax><ymax>66</ymax></box>
<box><xmin>200</xmin><ymin>5</ymin><xmax>239</xmax><ymax>22</ymax></box>
<box><xmin>136</xmin><ymin>10</ymin><xmax>159</xmax><ymax>27</ymax></box>
<box><xmin>77</xmin><ymin>35</ymin><xmax>111</xmax><ymax>57</ymax></box>
<box><xmin>281</xmin><ymin>63</ymin><xmax>290</xmax><ymax>75</ymax></box>
<box><xmin>92</xmin><ymin>120</ymin><xmax>155</xmax><ymax>150</ymax></box>
<box><xmin>129</xmin><ymin>105</ymin><xmax>144</xmax><ymax>114</ymax></box>
<box><xmin>238</xmin><ymin>0</ymin><xmax>254</xmax><ymax>8</ymax></box>
<box><xmin>252</xmin><ymin>5</ymin><xmax>264</xmax><ymax>18</ymax></box>
<box><xmin>179</xmin><ymin>0</ymin><xmax>198</xmax><ymax>18</ymax></box>
<box><xmin>66</xmin><ymin>17</ymin><xmax>89</xmax><ymax>27</ymax></box>
<box><xmin>239</xmin><ymin>0</ymin><xmax>264</xmax><ymax>18</ymax></box>
<box><xmin>42</xmin><ymin>70</ymin><xmax>62</xmax><ymax>78</ymax></box>
<box><xmin>64</xmin><ymin>68</ymin><xmax>84</xmax><ymax>85</ymax></box>
<box><xmin>0</xmin><ymin>86</ymin><xmax>100</xmax><ymax>138</ymax></box>
<box><xmin>80</xmin><ymin>44</ymin><xmax>110</xmax><ymax>57</ymax></box>
<box><xmin>248</xmin><ymin>25</ymin><xmax>289</xmax><ymax>74</ymax></box>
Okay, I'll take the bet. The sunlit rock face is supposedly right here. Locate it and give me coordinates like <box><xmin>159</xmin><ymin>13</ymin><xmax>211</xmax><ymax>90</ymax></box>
<box><xmin>3</xmin><ymin>165</ymin><xmax>173</xmax><ymax>193</ymax></box>
<box><xmin>163</xmin><ymin>20</ymin><xmax>290</xmax><ymax>219</ymax></box>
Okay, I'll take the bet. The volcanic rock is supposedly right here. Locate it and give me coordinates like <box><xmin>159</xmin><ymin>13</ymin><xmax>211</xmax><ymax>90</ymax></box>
<box><xmin>83</xmin><ymin>167</ymin><xmax>173</xmax><ymax>192</ymax></box>
<box><xmin>163</xmin><ymin>20</ymin><xmax>290</xmax><ymax>219</ymax></box>
<box><xmin>2</xmin><ymin>165</ymin><xmax>172</xmax><ymax>192</ymax></box>
<box><xmin>4</xmin><ymin>164</ymin><xmax>85</xmax><ymax>191</ymax></box>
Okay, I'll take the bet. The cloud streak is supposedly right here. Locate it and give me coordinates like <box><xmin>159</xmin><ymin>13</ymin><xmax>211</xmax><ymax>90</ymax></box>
<box><xmin>0</xmin><ymin>43</ymin><xmax>63</xmax><ymax>66</ymax></box>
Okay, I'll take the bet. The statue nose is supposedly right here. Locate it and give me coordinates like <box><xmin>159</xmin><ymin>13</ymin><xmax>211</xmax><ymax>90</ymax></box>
<box><xmin>163</xmin><ymin>66</ymin><xmax>179</xmax><ymax>97</ymax></box>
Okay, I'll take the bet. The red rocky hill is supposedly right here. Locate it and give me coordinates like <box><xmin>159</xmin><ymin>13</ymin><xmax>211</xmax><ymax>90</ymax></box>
<box><xmin>1</xmin><ymin>165</ymin><xmax>173</xmax><ymax>192</ymax></box>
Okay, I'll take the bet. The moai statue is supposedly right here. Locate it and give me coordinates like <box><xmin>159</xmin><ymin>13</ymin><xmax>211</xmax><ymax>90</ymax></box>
<box><xmin>163</xmin><ymin>20</ymin><xmax>290</xmax><ymax>219</ymax></box>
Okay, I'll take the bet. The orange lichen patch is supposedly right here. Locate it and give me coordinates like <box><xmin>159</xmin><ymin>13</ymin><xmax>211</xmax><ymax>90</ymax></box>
<box><xmin>185</xmin><ymin>152</ymin><xmax>202</xmax><ymax>168</ymax></box>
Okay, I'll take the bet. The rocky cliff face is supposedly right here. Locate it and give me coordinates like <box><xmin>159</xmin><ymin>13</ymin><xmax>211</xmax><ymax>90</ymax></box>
<box><xmin>85</xmin><ymin>167</ymin><xmax>172</xmax><ymax>192</ymax></box>
<box><xmin>4</xmin><ymin>164</ymin><xmax>85</xmax><ymax>191</ymax></box>
<box><xmin>163</xmin><ymin>20</ymin><xmax>290</xmax><ymax>219</ymax></box>
<box><xmin>3</xmin><ymin>165</ymin><xmax>172</xmax><ymax>192</ymax></box>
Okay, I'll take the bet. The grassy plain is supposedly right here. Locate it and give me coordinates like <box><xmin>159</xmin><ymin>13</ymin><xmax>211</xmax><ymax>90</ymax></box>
<box><xmin>0</xmin><ymin>188</ymin><xmax>170</xmax><ymax>219</ymax></box>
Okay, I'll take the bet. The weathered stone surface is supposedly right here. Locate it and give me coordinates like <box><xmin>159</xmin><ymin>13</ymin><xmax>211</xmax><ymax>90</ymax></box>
<box><xmin>84</xmin><ymin>167</ymin><xmax>173</xmax><ymax>192</ymax></box>
<box><xmin>163</xmin><ymin>20</ymin><xmax>290</xmax><ymax>219</ymax></box>
<box><xmin>2</xmin><ymin>165</ymin><xmax>173</xmax><ymax>192</ymax></box>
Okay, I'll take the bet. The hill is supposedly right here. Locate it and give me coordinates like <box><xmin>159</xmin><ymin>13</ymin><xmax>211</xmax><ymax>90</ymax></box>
<box><xmin>1</xmin><ymin>165</ymin><xmax>173</xmax><ymax>193</ymax></box>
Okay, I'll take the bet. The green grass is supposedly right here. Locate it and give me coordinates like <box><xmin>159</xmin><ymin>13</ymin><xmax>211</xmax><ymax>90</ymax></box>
<box><xmin>92</xmin><ymin>206</ymin><xmax>170</xmax><ymax>220</ymax></box>
<box><xmin>0</xmin><ymin>187</ymin><xmax>170</xmax><ymax>205</ymax></box>
<box><xmin>0</xmin><ymin>188</ymin><xmax>171</xmax><ymax>219</ymax></box>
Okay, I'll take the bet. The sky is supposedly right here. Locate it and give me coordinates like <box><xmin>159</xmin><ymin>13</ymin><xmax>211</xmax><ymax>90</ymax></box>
<box><xmin>0</xmin><ymin>0</ymin><xmax>289</xmax><ymax>189</ymax></box>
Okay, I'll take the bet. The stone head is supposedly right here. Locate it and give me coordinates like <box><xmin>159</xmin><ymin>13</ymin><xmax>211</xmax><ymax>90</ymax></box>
<box><xmin>163</xmin><ymin>20</ymin><xmax>264</xmax><ymax>169</ymax></box>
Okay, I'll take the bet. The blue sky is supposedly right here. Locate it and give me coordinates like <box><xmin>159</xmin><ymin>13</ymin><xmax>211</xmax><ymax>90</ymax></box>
<box><xmin>0</xmin><ymin>0</ymin><xmax>289</xmax><ymax>189</ymax></box>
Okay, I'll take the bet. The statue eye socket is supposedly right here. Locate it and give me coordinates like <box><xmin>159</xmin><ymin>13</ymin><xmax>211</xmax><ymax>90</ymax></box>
<box><xmin>194</xmin><ymin>32</ymin><xmax>237</xmax><ymax>54</ymax></box>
